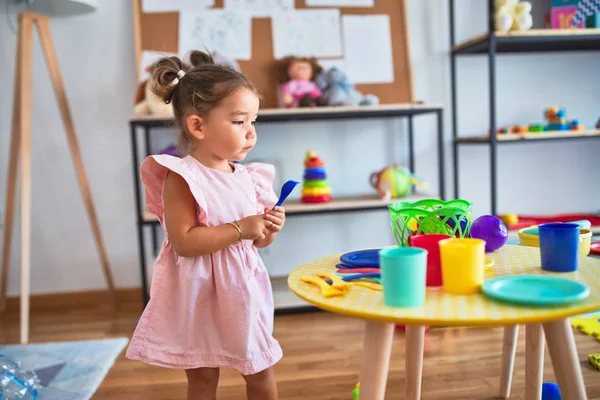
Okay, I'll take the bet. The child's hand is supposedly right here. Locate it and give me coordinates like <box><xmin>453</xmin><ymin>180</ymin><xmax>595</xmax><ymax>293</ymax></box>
<box><xmin>238</xmin><ymin>215</ymin><xmax>271</xmax><ymax>240</ymax></box>
<box><xmin>264</xmin><ymin>207</ymin><xmax>286</xmax><ymax>233</ymax></box>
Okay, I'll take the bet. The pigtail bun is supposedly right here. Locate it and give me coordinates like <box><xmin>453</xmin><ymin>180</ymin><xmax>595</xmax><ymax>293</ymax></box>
<box><xmin>148</xmin><ymin>55</ymin><xmax>187</xmax><ymax>104</ymax></box>
<box><xmin>188</xmin><ymin>50</ymin><xmax>216</xmax><ymax>68</ymax></box>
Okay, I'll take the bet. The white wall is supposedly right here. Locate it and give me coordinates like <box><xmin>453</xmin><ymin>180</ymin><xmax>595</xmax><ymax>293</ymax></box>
<box><xmin>0</xmin><ymin>0</ymin><xmax>598</xmax><ymax>295</ymax></box>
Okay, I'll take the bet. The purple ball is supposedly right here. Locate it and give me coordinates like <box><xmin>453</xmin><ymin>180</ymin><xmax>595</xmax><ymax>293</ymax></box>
<box><xmin>470</xmin><ymin>215</ymin><xmax>508</xmax><ymax>252</ymax></box>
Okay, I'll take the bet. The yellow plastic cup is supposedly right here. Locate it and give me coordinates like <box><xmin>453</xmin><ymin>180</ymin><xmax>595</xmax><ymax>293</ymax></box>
<box><xmin>439</xmin><ymin>238</ymin><xmax>486</xmax><ymax>295</ymax></box>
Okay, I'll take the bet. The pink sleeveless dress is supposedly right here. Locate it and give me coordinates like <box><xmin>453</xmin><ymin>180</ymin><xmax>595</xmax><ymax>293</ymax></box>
<box><xmin>125</xmin><ymin>154</ymin><xmax>283</xmax><ymax>375</ymax></box>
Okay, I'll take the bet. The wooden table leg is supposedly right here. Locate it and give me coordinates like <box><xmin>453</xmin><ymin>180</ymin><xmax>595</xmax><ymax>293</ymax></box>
<box><xmin>542</xmin><ymin>318</ymin><xmax>587</xmax><ymax>400</ymax></box>
<box><xmin>405</xmin><ymin>325</ymin><xmax>425</xmax><ymax>400</ymax></box>
<box><xmin>499</xmin><ymin>324</ymin><xmax>519</xmax><ymax>398</ymax></box>
<box><xmin>525</xmin><ymin>323</ymin><xmax>544</xmax><ymax>400</ymax></box>
<box><xmin>358</xmin><ymin>321</ymin><xmax>394</xmax><ymax>400</ymax></box>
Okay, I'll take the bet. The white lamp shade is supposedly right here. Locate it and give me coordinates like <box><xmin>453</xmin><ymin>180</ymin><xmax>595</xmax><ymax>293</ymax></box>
<box><xmin>29</xmin><ymin>0</ymin><xmax>97</xmax><ymax>16</ymax></box>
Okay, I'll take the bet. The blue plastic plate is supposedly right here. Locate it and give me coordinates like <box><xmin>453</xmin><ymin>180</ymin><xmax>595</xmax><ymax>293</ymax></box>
<box><xmin>339</xmin><ymin>249</ymin><xmax>381</xmax><ymax>267</ymax></box>
<box><xmin>482</xmin><ymin>275</ymin><xmax>590</xmax><ymax>306</ymax></box>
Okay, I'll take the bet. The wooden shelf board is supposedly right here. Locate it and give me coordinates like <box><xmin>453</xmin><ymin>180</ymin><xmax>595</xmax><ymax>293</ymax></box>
<box><xmin>142</xmin><ymin>193</ymin><xmax>435</xmax><ymax>222</ymax></box>
<box><xmin>129</xmin><ymin>102</ymin><xmax>443</xmax><ymax>124</ymax></box>
<box><xmin>455</xmin><ymin>129</ymin><xmax>600</xmax><ymax>144</ymax></box>
<box><xmin>453</xmin><ymin>28</ymin><xmax>600</xmax><ymax>54</ymax></box>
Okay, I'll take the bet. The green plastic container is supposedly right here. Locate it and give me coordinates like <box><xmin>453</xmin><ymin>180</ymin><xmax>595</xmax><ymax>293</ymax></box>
<box><xmin>388</xmin><ymin>198</ymin><xmax>473</xmax><ymax>247</ymax></box>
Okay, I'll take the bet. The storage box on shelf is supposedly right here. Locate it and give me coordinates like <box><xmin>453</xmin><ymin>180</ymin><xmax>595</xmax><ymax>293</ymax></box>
<box><xmin>129</xmin><ymin>103</ymin><xmax>445</xmax><ymax>310</ymax></box>
<box><xmin>448</xmin><ymin>0</ymin><xmax>600</xmax><ymax>217</ymax></box>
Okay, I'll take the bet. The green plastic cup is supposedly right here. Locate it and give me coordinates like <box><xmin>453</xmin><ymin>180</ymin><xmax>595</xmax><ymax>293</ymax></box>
<box><xmin>379</xmin><ymin>247</ymin><xmax>428</xmax><ymax>308</ymax></box>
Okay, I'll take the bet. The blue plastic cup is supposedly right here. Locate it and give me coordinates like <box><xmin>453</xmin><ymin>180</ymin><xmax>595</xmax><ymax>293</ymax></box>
<box><xmin>379</xmin><ymin>247</ymin><xmax>427</xmax><ymax>307</ymax></box>
<box><xmin>539</xmin><ymin>222</ymin><xmax>580</xmax><ymax>273</ymax></box>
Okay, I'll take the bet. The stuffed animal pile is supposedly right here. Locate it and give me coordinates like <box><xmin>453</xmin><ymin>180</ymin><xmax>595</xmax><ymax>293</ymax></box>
<box><xmin>495</xmin><ymin>0</ymin><xmax>533</xmax><ymax>32</ymax></box>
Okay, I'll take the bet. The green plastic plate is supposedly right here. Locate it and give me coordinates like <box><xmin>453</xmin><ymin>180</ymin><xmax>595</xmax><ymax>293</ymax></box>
<box><xmin>482</xmin><ymin>275</ymin><xmax>590</xmax><ymax>306</ymax></box>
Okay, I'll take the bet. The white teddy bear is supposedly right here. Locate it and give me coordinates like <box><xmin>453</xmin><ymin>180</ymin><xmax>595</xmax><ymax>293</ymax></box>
<box><xmin>495</xmin><ymin>0</ymin><xmax>533</xmax><ymax>32</ymax></box>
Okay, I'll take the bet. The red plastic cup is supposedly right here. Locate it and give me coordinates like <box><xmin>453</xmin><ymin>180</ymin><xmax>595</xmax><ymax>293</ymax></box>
<box><xmin>407</xmin><ymin>234</ymin><xmax>452</xmax><ymax>287</ymax></box>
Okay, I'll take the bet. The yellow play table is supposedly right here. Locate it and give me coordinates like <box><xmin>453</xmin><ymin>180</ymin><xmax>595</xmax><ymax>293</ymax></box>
<box><xmin>288</xmin><ymin>244</ymin><xmax>600</xmax><ymax>400</ymax></box>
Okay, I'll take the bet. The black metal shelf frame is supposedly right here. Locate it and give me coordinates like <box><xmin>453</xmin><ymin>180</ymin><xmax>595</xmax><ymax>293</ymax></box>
<box><xmin>129</xmin><ymin>107</ymin><xmax>445</xmax><ymax>306</ymax></box>
<box><xmin>448</xmin><ymin>0</ymin><xmax>600</xmax><ymax>216</ymax></box>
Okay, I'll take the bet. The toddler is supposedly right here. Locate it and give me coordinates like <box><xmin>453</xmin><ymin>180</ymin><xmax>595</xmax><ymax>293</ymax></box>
<box><xmin>126</xmin><ymin>50</ymin><xmax>286</xmax><ymax>400</ymax></box>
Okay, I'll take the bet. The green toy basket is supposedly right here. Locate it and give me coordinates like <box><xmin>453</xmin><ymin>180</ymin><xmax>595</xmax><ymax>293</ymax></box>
<box><xmin>388</xmin><ymin>198</ymin><xmax>473</xmax><ymax>247</ymax></box>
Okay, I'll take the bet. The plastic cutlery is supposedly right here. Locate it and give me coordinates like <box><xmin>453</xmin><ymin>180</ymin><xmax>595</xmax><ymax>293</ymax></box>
<box><xmin>274</xmin><ymin>180</ymin><xmax>300</xmax><ymax>208</ymax></box>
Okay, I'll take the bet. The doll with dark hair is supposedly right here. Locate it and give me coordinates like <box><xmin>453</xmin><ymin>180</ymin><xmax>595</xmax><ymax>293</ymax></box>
<box><xmin>276</xmin><ymin>56</ymin><xmax>323</xmax><ymax>108</ymax></box>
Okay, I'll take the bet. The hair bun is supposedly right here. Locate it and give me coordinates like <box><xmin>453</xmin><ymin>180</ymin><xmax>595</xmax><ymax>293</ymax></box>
<box><xmin>188</xmin><ymin>50</ymin><xmax>216</xmax><ymax>68</ymax></box>
<box><xmin>148</xmin><ymin>55</ymin><xmax>186</xmax><ymax>104</ymax></box>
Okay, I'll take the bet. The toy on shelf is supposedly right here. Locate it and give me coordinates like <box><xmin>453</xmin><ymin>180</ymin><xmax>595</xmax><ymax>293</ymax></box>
<box><xmin>370</xmin><ymin>164</ymin><xmax>428</xmax><ymax>200</ymax></box>
<box><xmin>134</xmin><ymin>78</ymin><xmax>174</xmax><ymax>117</ymax></box>
<box><xmin>301</xmin><ymin>151</ymin><xmax>332</xmax><ymax>203</ymax></box>
<box><xmin>495</xmin><ymin>0</ymin><xmax>533</xmax><ymax>32</ymax></box>
<box><xmin>544</xmin><ymin>106</ymin><xmax>584</xmax><ymax>131</ymax></box>
<box><xmin>491</xmin><ymin>106</ymin><xmax>586</xmax><ymax>138</ymax></box>
<box><xmin>469</xmin><ymin>215</ymin><xmax>509</xmax><ymax>252</ymax></box>
<box><xmin>315</xmin><ymin>67</ymin><xmax>379</xmax><ymax>107</ymax></box>
<box><xmin>547</xmin><ymin>0</ymin><xmax>598</xmax><ymax>29</ymax></box>
<box><xmin>276</xmin><ymin>56</ymin><xmax>323</xmax><ymax>108</ymax></box>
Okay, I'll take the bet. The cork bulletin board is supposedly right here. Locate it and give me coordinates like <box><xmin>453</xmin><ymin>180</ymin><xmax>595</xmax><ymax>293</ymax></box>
<box><xmin>132</xmin><ymin>0</ymin><xmax>414</xmax><ymax>109</ymax></box>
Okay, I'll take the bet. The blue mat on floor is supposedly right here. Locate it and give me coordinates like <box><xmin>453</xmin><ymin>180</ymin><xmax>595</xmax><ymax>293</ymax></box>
<box><xmin>0</xmin><ymin>337</ymin><xmax>128</xmax><ymax>400</ymax></box>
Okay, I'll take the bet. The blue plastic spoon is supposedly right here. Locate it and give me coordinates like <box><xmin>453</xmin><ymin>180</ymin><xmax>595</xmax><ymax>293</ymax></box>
<box><xmin>274</xmin><ymin>180</ymin><xmax>300</xmax><ymax>208</ymax></box>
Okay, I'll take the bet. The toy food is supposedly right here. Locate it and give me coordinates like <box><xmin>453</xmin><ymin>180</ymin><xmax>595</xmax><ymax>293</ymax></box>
<box><xmin>301</xmin><ymin>151</ymin><xmax>332</xmax><ymax>203</ymax></box>
<box><xmin>470</xmin><ymin>215</ymin><xmax>508</xmax><ymax>253</ymax></box>
<box><xmin>276</xmin><ymin>56</ymin><xmax>323</xmax><ymax>108</ymax></box>
<box><xmin>369</xmin><ymin>164</ymin><xmax>427</xmax><ymax>200</ymax></box>
<box><xmin>495</xmin><ymin>0</ymin><xmax>533</xmax><ymax>32</ymax></box>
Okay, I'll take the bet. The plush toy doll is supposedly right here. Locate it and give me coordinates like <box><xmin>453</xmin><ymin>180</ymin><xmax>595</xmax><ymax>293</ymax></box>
<box><xmin>133</xmin><ymin>78</ymin><xmax>174</xmax><ymax>117</ymax></box>
<box><xmin>495</xmin><ymin>0</ymin><xmax>533</xmax><ymax>32</ymax></box>
<box><xmin>276</xmin><ymin>56</ymin><xmax>323</xmax><ymax>108</ymax></box>
<box><xmin>315</xmin><ymin>67</ymin><xmax>379</xmax><ymax>107</ymax></box>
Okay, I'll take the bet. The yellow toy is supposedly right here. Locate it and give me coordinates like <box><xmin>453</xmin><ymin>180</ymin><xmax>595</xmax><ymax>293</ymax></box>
<box><xmin>589</xmin><ymin>353</ymin><xmax>600</xmax><ymax>371</ymax></box>
<box><xmin>571</xmin><ymin>315</ymin><xmax>600</xmax><ymax>340</ymax></box>
<box><xmin>495</xmin><ymin>0</ymin><xmax>533</xmax><ymax>32</ymax></box>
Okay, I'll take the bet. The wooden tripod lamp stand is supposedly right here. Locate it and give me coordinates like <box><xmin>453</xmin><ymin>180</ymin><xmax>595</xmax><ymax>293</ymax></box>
<box><xmin>1</xmin><ymin>4</ymin><xmax>118</xmax><ymax>344</ymax></box>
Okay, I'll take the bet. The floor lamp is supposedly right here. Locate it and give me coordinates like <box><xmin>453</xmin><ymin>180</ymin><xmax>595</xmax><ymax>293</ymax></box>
<box><xmin>1</xmin><ymin>1</ymin><xmax>118</xmax><ymax>344</ymax></box>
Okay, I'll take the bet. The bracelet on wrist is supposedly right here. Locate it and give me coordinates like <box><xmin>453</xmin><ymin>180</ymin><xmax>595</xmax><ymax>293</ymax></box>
<box><xmin>227</xmin><ymin>221</ymin><xmax>243</xmax><ymax>242</ymax></box>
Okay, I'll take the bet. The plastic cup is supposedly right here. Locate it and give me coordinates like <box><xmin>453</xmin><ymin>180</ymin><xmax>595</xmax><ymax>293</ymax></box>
<box><xmin>408</xmin><ymin>234</ymin><xmax>452</xmax><ymax>287</ymax></box>
<box><xmin>439</xmin><ymin>238</ymin><xmax>485</xmax><ymax>295</ymax></box>
<box><xmin>539</xmin><ymin>222</ymin><xmax>580</xmax><ymax>272</ymax></box>
<box><xmin>379</xmin><ymin>247</ymin><xmax>427</xmax><ymax>308</ymax></box>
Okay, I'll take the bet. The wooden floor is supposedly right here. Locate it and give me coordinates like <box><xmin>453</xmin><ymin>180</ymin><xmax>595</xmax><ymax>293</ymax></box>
<box><xmin>1</xmin><ymin>293</ymin><xmax>599</xmax><ymax>399</ymax></box>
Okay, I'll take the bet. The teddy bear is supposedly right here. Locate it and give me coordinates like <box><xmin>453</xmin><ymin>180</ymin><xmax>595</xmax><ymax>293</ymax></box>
<box><xmin>315</xmin><ymin>67</ymin><xmax>379</xmax><ymax>107</ymax></box>
<box><xmin>495</xmin><ymin>0</ymin><xmax>533</xmax><ymax>32</ymax></box>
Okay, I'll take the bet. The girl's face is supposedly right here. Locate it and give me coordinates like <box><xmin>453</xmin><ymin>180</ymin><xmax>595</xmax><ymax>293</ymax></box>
<box><xmin>189</xmin><ymin>88</ymin><xmax>260</xmax><ymax>166</ymax></box>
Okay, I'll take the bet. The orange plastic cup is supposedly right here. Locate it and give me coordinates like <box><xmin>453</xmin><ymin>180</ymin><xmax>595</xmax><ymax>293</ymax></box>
<box><xmin>439</xmin><ymin>238</ymin><xmax>486</xmax><ymax>295</ymax></box>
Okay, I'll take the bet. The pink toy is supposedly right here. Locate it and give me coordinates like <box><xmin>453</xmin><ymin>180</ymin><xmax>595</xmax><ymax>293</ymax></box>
<box><xmin>277</xmin><ymin>56</ymin><xmax>323</xmax><ymax>108</ymax></box>
<box><xmin>470</xmin><ymin>215</ymin><xmax>509</xmax><ymax>253</ymax></box>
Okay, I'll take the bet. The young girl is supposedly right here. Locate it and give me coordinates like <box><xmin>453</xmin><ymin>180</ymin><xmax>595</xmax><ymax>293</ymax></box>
<box><xmin>126</xmin><ymin>50</ymin><xmax>286</xmax><ymax>400</ymax></box>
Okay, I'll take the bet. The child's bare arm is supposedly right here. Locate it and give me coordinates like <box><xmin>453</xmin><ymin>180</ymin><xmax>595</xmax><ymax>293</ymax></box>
<box><xmin>163</xmin><ymin>172</ymin><xmax>271</xmax><ymax>257</ymax></box>
<box><xmin>163</xmin><ymin>172</ymin><xmax>240</xmax><ymax>257</ymax></box>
